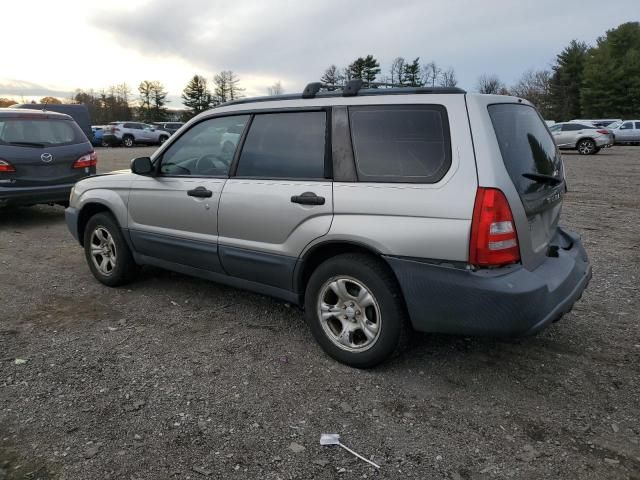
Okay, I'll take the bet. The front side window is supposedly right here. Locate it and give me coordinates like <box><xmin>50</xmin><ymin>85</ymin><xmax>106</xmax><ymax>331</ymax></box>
<box><xmin>348</xmin><ymin>105</ymin><xmax>451</xmax><ymax>183</ymax></box>
<box><xmin>621</xmin><ymin>122</ymin><xmax>633</xmax><ymax>130</ymax></box>
<box><xmin>236</xmin><ymin>111</ymin><xmax>327</xmax><ymax>179</ymax></box>
<box><xmin>159</xmin><ymin>115</ymin><xmax>250</xmax><ymax>176</ymax></box>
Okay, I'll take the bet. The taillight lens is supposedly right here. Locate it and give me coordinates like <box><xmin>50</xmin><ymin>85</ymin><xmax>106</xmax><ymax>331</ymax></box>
<box><xmin>469</xmin><ymin>188</ymin><xmax>520</xmax><ymax>267</ymax></box>
<box><xmin>73</xmin><ymin>151</ymin><xmax>97</xmax><ymax>169</ymax></box>
<box><xmin>0</xmin><ymin>159</ymin><xmax>16</xmax><ymax>172</ymax></box>
<box><xmin>596</xmin><ymin>129</ymin><xmax>609</xmax><ymax>134</ymax></box>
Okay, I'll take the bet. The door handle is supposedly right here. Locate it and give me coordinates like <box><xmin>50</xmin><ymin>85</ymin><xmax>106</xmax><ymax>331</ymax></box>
<box><xmin>291</xmin><ymin>191</ymin><xmax>325</xmax><ymax>205</ymax></box>
<box><xmin>187</xmin><ymin>186</ymin><xmax>213</xmax><ymax>198</ymax></box>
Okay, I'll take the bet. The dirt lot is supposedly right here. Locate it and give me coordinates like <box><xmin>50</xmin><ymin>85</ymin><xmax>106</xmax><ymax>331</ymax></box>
<box><xmin>1</xmin><ymin>146</ymin><xmax>639</xmax><ymax>480</ymax></box>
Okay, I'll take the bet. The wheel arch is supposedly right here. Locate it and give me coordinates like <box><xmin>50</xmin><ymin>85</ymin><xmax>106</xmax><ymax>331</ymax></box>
<box><xmin>575</xmin><ymin>136</ymin><xmax>595</xmax><ymax>148</ymax></box>
<box><xmin>76</xmin><ymin>201</ymin><xmax>120</xmax><ymax>246</ymax></box>
<box><xmin>294</xmin><ymin>240</ymin><xmax>401</xmax><ymax>300</ymax></box>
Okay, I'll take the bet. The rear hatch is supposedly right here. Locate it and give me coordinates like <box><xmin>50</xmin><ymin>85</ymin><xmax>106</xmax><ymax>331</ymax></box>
<box><xmin>488</xmin><ymin>103</ymin><xmax>565</xmax><ymax>266</ymax></box>
<box><xmin>0</xmin><ymin>115</ymin><xmax>94</xmax><ymax>188</ymax></box>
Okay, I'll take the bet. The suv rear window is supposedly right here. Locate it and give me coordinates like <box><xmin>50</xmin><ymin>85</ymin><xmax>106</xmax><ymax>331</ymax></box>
<box><xmin>0</xmin><ymin>118</ymin><xmax>86</xmax><ymax>146</ymax></box>
<box><xmin>349</xmin><ymin>105</ymin><xmax>451</xmax><ymax>183</ymax></box>
<box><xmin>488</xmin><ymin>104</ymin><xmax>563</xmax><ymax>197</ymax></box>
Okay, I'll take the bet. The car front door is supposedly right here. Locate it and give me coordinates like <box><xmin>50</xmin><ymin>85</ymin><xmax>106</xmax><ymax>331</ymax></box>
<box><xmin>217</xmin><ymin>110</ymin><xmax>333</xmax><ymax>292</ymax></box>
<box><xmin>557</xmin><ymin>123</ymin><xmax>581</xmax><ymax>147</ymax></box>
<box><xmin>126</xmin><ymin>114</ymin><xmax>251</xmax><ymax>273</ymax></box>
<box><xmin>616</xmin><ymin>122</ymin><xmax>634</xmax><ymax>143</ymax></box>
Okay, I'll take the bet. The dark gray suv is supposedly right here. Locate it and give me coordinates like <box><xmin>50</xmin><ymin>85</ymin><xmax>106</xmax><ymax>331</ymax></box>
<box><xmin>0</xmin><ymin>109</ymin><xmax>96</xmax><ymax>207</ymax></box>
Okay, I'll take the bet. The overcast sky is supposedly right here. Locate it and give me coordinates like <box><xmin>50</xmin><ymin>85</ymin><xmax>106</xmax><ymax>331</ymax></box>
<box><xmin>1</xmin><ymin>0</ymin><xmax>637</xmax><ymax>106</ymax></box>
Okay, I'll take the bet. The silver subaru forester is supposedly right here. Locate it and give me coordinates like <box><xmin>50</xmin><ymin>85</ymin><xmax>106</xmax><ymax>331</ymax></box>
<box><xmin>66</xmin><ymin>80</ymin><xmax>591</xmax><ymax>367</ymax></box>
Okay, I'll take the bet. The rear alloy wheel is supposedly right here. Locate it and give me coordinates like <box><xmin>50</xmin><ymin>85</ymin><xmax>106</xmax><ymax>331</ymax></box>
<box><xmin>577</xmin><ymin>139</ymin><xmax>596</xmax><ymax>155</ymax></box>
<box><xmin>84</xmin><ymin>212</ymin><xmax>139</xmax><ymax>286</ymax></box>
<box><xmin>305</xmin><ymin>253</ymin><xmax>408</xmax><ymax>368</ymax></box>
<box><xmin>122</xmin><ymin>135</ymin><xmax>134</xmax><ymax>148</ymax></box>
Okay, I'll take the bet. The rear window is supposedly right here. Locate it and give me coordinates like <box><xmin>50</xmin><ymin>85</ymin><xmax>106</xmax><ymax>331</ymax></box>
<box><xmin>488</xmin><ymin>104</ymin><xmax>562</xmax><ymax>195</ymax></box>
<box><xmin>0</xmin><ymin>118</ymin><xmax>86</xmax><ymax>146</ymax></box>
<box><xmin>349</xmin><ymin>105</ymin><xmax>451</xmax><ymax>183</ymax></box>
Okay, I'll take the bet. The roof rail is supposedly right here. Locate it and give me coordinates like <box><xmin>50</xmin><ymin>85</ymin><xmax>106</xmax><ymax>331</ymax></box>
<box><xmin>221</xmin><ymin>83</ymin><xmax>466</xmax><ymax>107</ymax></box>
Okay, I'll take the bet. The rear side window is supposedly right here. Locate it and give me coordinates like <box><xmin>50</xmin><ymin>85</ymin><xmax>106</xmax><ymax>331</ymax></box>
<box><xmin>488</xmin><ymin>104</ymin><xmax>562</xmax><ymax>195</ymax></box>
<box><xmin>0</xmin><ymin>118</ymin><xmax>86</xmax><ymax>146</ymax></box>
<box><xmin>236</xmin><ymin>112</ymin><xmax>326</xmax><ymax>179</ymax></box>
<box><xmin>348</xmin><ymin>105</ymin><xmax>451</xmax><ymax>183</ymax></box>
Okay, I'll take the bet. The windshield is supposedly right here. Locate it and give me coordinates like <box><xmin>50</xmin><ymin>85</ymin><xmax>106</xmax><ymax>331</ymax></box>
<box><xmin>0</xmin><ymin>118</ymin><xmax>86</xmax><ymax>147</ymax></box>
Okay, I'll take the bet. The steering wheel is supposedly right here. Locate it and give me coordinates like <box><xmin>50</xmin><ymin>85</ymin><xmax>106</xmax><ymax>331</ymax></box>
<box><xmin>194</xmin><ymin>154</ymin><xmax>229</xmax><ymax>174</ymax></box>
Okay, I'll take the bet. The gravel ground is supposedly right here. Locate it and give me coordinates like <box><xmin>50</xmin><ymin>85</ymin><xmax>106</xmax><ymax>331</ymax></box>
<box><xmin>1</xmin><ymin>146</ymin><xmax>639</xmax><ymax>480</ymax></box>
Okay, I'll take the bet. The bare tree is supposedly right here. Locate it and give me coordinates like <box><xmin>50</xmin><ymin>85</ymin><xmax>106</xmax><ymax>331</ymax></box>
<box><xmin>438</xmin><ymin>67</ymin><xmax>458</xmax><ymax>87</ymax></box>
<box><xmin>422</xmin><ymin>62</ymin><xmax>442</xmax><ymax>87</ymax></box>
<box><xmin>389</xmin><ymin>57</ymin><xmax>406</xmax><ymax>85</ymax></box>
<box><xmin>320</xmin><ymin>65</ymin><xmax>344</xmax><ymax>88</ymax></box>
<box><xmin>509</xmin><ymin>69</ymin><xmax>552</xmax><ymax>115</ymax></box>
<box><xmin>476</xmin><ymin>74</ymin><xmax>505</xmax><ymax>94</ymax></box>
<box><xmin>213</xmin><ymin>71</ymin><xmax>244</xmax><ymax>104</ymax></box>
<box><xmin>267</xmin><ymin>81</ymin><xmax>284</xmax><ymax>96</ymax></box>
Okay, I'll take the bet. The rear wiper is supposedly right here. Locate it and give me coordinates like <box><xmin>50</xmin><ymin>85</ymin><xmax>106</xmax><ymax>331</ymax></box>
<box><xmin>522</xmin><ymin>172</ymin><xmax>562</xmax><ymax>186</ymax></box>
<box><xmin>6</xmin><ymin>141</ymin><xmax>47</xmax><ymax>148</ymax></box>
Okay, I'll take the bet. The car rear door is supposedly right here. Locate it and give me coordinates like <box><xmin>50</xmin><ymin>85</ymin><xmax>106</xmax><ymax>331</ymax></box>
<box><xmin>127</xmin><ymin>114</ymin><xmax>251</xmax><ymax>273</ymax></box>
<box><xmin>217</xmin><ymin>110</ymin><xmax>333</xmax><ymax>291</ymax></box>
<box><xmin>487</xmin><ymin>103</ymin><xmax>566</xmax><ymax>269</ymax></box>
<box><xmin>0</xmin><ymin>115</ymin><xmax>93</xmax><ymax>189</ymax></box>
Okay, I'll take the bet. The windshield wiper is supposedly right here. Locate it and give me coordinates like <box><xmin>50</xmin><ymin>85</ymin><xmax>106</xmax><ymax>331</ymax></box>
<box><xmin>5</xmin><ymin>141</ymin><xmax>47</xmax><ymax>148</ymax></box>
<box><xmin>522</xmin><ymin>172</ymin><xmax>562</xmax><ymax>186</ymax></box>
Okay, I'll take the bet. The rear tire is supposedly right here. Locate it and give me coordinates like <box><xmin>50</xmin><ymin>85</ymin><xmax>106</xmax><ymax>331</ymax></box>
<box><xmin>304</xmin><ymin>253</ymin><xmax>408</xmax><ymax>368</ymax></box>
<box><xmin>83</xmin><ymin>212</ymin><xmax>139</xmax><ymax>286</ymax></box>
<box><xmin>577</xmin><ymin>139</ymin><xmax>596</xmax><ymax>155</ymax></box>
<box><xmin>122</xmin><ymin>135</ymin><xmax>134</xmax><ymax>148</ymax></box>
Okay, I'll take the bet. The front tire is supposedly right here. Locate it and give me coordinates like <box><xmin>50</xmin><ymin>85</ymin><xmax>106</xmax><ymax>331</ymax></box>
<box><xmin>577</xmin><ymin>139</ymin><xmax>596</xmax><ymax>155</ymax></box>
<box><xmin>83</xmin><ymin>212</ymin><xmax>139</xmax><ymax>286</ymax></box>
<box><xmin>304</xmin><ymin>253</ymin><xmax>408</xmax><ymax>368</ymax></box>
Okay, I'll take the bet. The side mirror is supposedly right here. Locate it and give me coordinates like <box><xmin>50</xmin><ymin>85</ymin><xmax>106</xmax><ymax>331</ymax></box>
<box><xmin>131</xmin><ymin>157</ymin><xmax>154</xmax><ymax>175</ymax></box>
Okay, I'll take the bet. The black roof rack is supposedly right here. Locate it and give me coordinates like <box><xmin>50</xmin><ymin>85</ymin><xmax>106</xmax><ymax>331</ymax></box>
<box><xmin>222</xmin><ymin>81</ymin><xmax>466</xmax><ymax>107</ymax></box>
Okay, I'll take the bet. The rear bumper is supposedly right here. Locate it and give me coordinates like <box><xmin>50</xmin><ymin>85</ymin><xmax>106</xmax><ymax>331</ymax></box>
<box><xmin>384</xmin><ymin>227</ymin><xmax>591</xmax><ymax>337</ymax></box>
<box><xmin>0</xmin><ymin>183</ymin><xmax>74</xmax><ymax>206</ymax></box>
<box><xmin>595</xmin><ymin>135</ymin><xmax>613</xmax><ymax>147</ymax></box>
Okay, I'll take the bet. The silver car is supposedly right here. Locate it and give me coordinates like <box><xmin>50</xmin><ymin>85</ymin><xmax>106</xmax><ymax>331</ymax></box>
<box><xmin>612</xmin><ymin>120</ymin><xmax>640</xmax><ymax>144</ymax></box>
<box><xmin>65</xmin><ymin>82</ymin><xmax>591</xmax><ymax>367</ymax></box>
<box><xmin>549</xmin><ymin>122</ymin><xmax>613</xmax><ymax>154</ymax></box>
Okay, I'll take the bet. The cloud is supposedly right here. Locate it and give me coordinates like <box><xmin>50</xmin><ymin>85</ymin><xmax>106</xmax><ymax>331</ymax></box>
<box><xmin>0</xmin><ymin>80</ymin><xmax>72</xmax><ymax>99</ymax></box>
<box><xmin>91</xmin><ymin>0</ymin><xmax>636</xmax><ymax>93</ymax></box>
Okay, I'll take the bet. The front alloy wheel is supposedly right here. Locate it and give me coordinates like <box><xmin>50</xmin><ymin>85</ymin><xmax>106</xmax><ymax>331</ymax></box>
<box><xmin>89</xmin><ymin>227</ymin><xmax>117</xmax><ymax>276</ymax></box>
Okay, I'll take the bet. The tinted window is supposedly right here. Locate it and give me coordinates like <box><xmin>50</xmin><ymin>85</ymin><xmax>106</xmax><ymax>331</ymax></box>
<box><xmin>562</xmin><ymin>123</ymin><xmax>588</xmax><ymax>131</ymax></box>
<box><xmin>236</xmin><ymin>112</ymin><xmax>326</xmax><ymax>179</ymax></box>
<box><xmin>621</xmin><ymin>122</ymin><xmax>633</xmax><ymax>130</ymax></box>
<box><xmin>349</xmin><ymin>105</ymin><xmax>451</xmax><ymax>183</ymax></box>
<box><xmin>0</xmin><ymin>118</ymin><xmax>86</xmax><ymax>146</ymax></box>
<box><xmin>488</xmin><ymin>104</ymin><xmax>562</xmax><ymax>201</ymax></box>
<box><xmin>160</xmin><ymin>115</ymin><xmax>250</xmax><ymax>176</ymax></box>
<box><xmin>635</xmin><ymin>122</ymin><xmax>640</xmax><ymax>129</ymax></box>
<box><xmin>549</xmin><ymin>124</ymin><xmax>561</xmax><ymax>132</ymax></box>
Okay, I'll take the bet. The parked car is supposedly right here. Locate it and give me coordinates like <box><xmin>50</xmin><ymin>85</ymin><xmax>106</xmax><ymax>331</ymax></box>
<box><xmin>12</xmin><ymin>103</ymin><xmax>93</xmax><ymax>141</ymax></box>
<box><xmin>152</xmin><ymin>122</ymin><xmax>184</xmax><ymax>135</ymax></box>
<box><xmin>0</xmin><ymin>108</ymin><xmax>96</xmax><ymax>207</ymax></box>
<box><xmin>612</xmin><ymin>120</ymin><xmax>640</xmax><ymax>145</ymax></box>
<box><xmin>570</xmin><ymin>118</ymin><xmax>622</xmax><ymax>128</ymax></box>
<box><xmin>66</xmin><ymin>81</ymin><xmax>591</xmax><ymax>367</ymax></box>
<box><xmin>91</xmin><ymin>126</ymin><xmax>108</xmax><ymax>147</ymax></box>
<box><xmin>548</xmin><ymin>122</ymin><xmax>613</xmax><ymax>154</ymax></box>
<box><xmin>103</xmin><ymin>122</ymin><xmax>170</xmax><ymax>147</ymax></box>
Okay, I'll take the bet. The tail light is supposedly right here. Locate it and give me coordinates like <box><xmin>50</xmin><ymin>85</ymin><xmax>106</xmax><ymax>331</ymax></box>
<box><xmin>0</xmin><ymin>159</ymin><xmax>16</xmax><ymax>172</ymax></box>
<box><xmin>469</xmin><ymin>187</ymin><xmax>520</xmax><ymax>267</ymax></box>
<box><xmin>596</xmin><ymin>129</ymin><xmax>609</xmax><ymax>134</ymax></box>
<box><xmin>73</xmin><ymin>151</ymin><xmax>98</xmax><ymax>169</ymax></box>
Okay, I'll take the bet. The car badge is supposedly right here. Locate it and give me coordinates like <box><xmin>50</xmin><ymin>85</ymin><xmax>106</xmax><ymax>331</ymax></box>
<box><xmin>41</xmin><ymin>153</ymin><xmax>53</xmax><ymax>163</ymax></box>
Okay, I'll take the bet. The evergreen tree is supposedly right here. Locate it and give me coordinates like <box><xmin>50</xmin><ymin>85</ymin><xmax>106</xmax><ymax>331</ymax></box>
<box><xmin>402</xmin><ymin>58</ymin><xmax>423</xmax><ymax>87</ymax></box>
<box><xmin>181</xmin><ymin>75</ymin><xmax>213</xmax><ymax>119</ymax></box>
<box><xmin>581</xmin><ymin>22</ymin><xmax>640</xmax><ymax>118</ymax></box>
<box><xmin>548</xmin><ymin>40</ymin><xmax>588</xmax><ymax>121</ymax></box>
<box><xmin>348</xmin><ymin>55</ymin><xmax>380</xmax><ymax>87</ymax></box>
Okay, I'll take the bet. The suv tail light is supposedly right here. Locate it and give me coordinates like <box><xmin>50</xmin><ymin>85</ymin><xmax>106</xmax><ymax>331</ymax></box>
<box><xmin>0</xmin><ymin>159</ymin><xmax>16</xmax><ymax>172</ymax></box>
<box><xmin>469</xmin><ymin>187</ymin><xmax>520</xmax><ymax>267</ymax></box>
<box><xmin>596</xmin><ymin>129</ymin><xmax>610</xmax><ymax>134</ymax></box>
<box><xmin>73</xmin><ymin>151</ymin><xmax>98</xmax><ymax>169</ymax></box>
